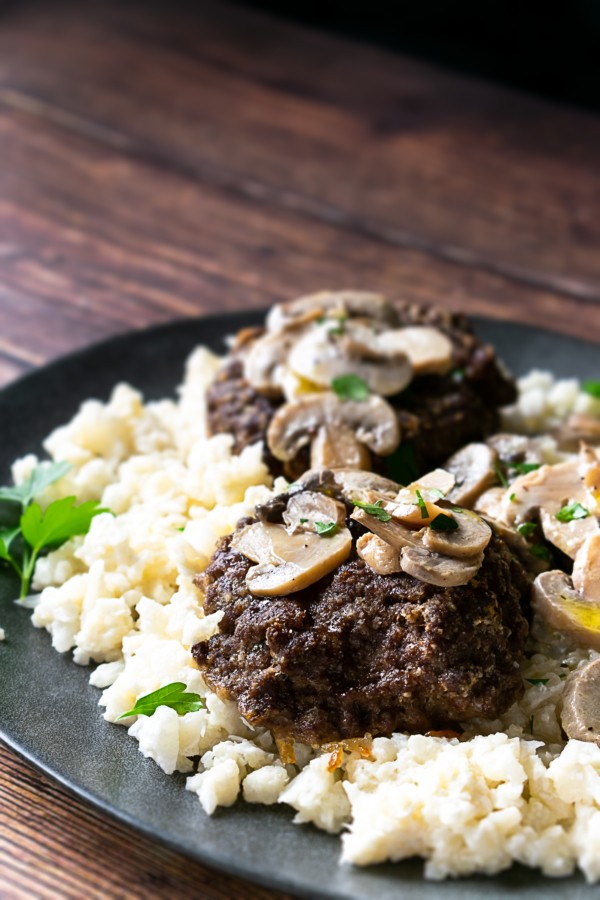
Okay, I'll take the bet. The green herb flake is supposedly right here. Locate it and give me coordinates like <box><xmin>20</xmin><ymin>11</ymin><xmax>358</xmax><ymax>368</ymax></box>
<box><xmin>509</xmin><ymin>493</ymin><xmax>517</xmax><ymax>503</ymax></box>
<box><xmin>415</xmin><ymin>489</ymin><xmax>429</xmax><ymax>520</ymax></box>
<box><xmin>299</xmin><ymin>518</ymin><xmax>309</xmax><ymax>524</ymax></box>
<box><xmin>526</xmin><ymin>677</ymin><xmax>549</xmax><ymax>686</ymax></box>
<box><xmin>509</xmin><ymin>461</ymin><xmax>541</xmax><ymax>475</ymax></box>
<box><xmin>331</xmin><ymin>374</ymin><xmax>370</xmax><ymax>402</ymax></box>
<box><xmin>429</xmin><ymin>514</ymin><xmax>459</xmax><ymax>532</ymax></box>
<box><xmin>314</xmin><ymin>520</ymin><xmax>338</xmax><ymax>536</ymax></box>
<box><xmin>529</xmin><ymin>543</ymin><xmax>553</xmax><ymax>563</ymax></box>
<box><xmin>0</xmin><ymin>461</ymin><xmax>72</xmax><ymax>507</ymax></box>
<box><xmin>493</xmin><ymin>464</ymin><xmax>508</xmax><ymax>488</ymax></box>
<box><xmin>451</xmin><ymin>367</ymin><xmax>465</xmax><ymax>382</ymax></box>
<box><xmin>353</xmin><ymin>499</ymin><xmax>392</xmax><ymax>522</ymax></box>
<box><xmin>556</xmin><ymin>502</ymin><xmax>590</xmax><ymax>523</ymax></box>
<box><xmin>517</xmin><ymin>522</ymin><xmax>538</xmax><ymax>538</ymax></box>
<box><xmin>427</xmin><ymin>488</ymin><xmax>445</xmax><ymax>500</ymax></box>
<box><xmin>118</xmin><ymin>682</ymin><xmax>205</xmax><ymax>720</ymax></box>
<box><xmin>582</xmin><ymin>380</ymin><xmax>600</xmax><ymax>399</ymax></box>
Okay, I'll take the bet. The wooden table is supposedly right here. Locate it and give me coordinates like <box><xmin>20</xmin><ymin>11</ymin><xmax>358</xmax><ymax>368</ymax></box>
<box><xmin>0</xmin><ymin>1</ymin><xmax>598</xmax><ymax>896</ymax></box>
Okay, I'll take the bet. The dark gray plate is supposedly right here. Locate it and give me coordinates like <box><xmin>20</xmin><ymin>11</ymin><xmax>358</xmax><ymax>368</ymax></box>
<box><xmin>0</xmin><ymin>312</ymin><xmax>598</xmax><ymax>899</ymax></box>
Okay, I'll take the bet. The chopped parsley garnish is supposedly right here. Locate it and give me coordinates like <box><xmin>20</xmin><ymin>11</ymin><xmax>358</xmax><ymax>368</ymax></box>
<box><xmin>415</xmin><ymin>489</ymin><xmax>429</xmax><ymax>519</ymax></box>
<box><xmin>451</xmin><ymin>367</ymin><xmax>465</xmax><ymax>382</ymax></box>
<box><xmin>429</xmin><ymin>514</ymin><xmax>459</xmax><ymax>532</ymax></box>
<box><xmin>582</xmin><ymin>380</ymin><xmax>600</xmax><ymax>399</ymax></box>
<box><xmin>526</xmin><ymin>677</ymin><xmax>549</xmax><ymax>686</ymax></box>
<box><xmin>118</xmin><ymin>682</ymin><xmax>205</xmax><ymax>719</ymax></box>
<box><xmin>517</xmin><ymin>522</ymin><xmax>538</xmax><ymax>538</ymax></box>
<box><xmin>299</xmin><ymin>518</ymin><xmax>309</xmax><ymax>524</ymax></box>
<box><xmin>427</xmin><ymin>487</ymin><xmax>445</xmax><ymax>500</ymax></box>
<box><xmin>529</xmin><ymin>543</ymin><xmax>553</xmax><ymax>563</ymax></box>
<box><xmin>555</xmin><ymin>502</ymin><xmax>589</xmax><ymax>523</ymax></box>
<box><xmin>314</xmin><ymin>520</ymin><xmax>338</xmax><ymax>536</ymax></box>
<box><xmin>331</xmin><ymin>374</ymin><xmax>370</xmax><ymax>402</ymax></box>
<box><xmin>509</xmin><ymin>461</ymin><xmax>541</xmax><ymax>475</ymax></box>
<box><xmin>0</xmin><ymin>462</ymin><xmax>106</xmax><ymax>599</ymax></box>
<box><xmin>494</xmin><ymin>464</ymin><xmax>508</xmax><ymax>488</ymax></box>
<box><xmin>509</xmin><ymin>493</ymin><xmax>517</xmax><ymax>503</ymax></box>
<box><xmin>353</xmin><ymin>499</ymin><xmax>392</xmax><ymax>522</ymax></box>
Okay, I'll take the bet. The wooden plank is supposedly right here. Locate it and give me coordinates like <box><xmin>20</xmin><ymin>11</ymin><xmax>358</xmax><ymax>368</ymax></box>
<box><xmin>0</xmin><ymin>743</ymin><xmax>291</xmax><ymax>900</ymax></box>
<box><xmin>0</xmin><ymin>0</ymin><xmax>598</xmax><ymax>301</ymax></box>
<box><xmin>0</xmin><ymin>105</ymin><xmax>597</xmax><ymax>388</ymax></box>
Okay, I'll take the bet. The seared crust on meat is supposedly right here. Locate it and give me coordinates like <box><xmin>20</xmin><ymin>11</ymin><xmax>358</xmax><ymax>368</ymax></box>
<box><xmin>192</xmin><ymin>530</ymin><xmax>529</xmax><ymax>745</ymax></box>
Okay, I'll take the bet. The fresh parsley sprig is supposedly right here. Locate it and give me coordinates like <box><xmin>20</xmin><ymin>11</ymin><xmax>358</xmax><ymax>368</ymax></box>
<box><xmin>331</xmin><ymin>374</ymin><xmax>370</xmax><ymax>402</ymax></box>
<box><xmin>555</xmin><ymin>502</ymin><xmax>589</xmax><ymax>523</ymax></box>
<box><xmin>0</xmin><ymin>462</ymin><xmax>107</xmax><ymax>599</ymax></box>
<box><xmin>118</xmin><ymin>682</ymin><xmax>205</xmax><ymax>719</ymax></box>
<box><xmin>353</xmin><ymin>498</ymin><xmax>392</xmax><ymax>522</ymax></box>
<box><xmin>314</xmin><ymin>520</ymin><xmax>338</xmax><ymax>536</ymax></box>
<box><xmin>582</xmin><ymin>380</ymin><xmax>600</xmax><ymax>399</ymax></box>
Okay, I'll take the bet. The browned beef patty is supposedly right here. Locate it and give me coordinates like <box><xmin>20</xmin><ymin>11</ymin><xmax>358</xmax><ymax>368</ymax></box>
<box><xmin>205</xmin><ymin>303</ymin><xmax>516</xmax><ymax>473</ymax></box>
<box><xmin>192</xmin><ymin>531</ymin><xmax>529</xmax><ymax>745</ymax></box>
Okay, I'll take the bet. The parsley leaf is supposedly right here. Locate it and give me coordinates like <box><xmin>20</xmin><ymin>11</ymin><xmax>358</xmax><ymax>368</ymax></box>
<box><xmin>509</xmin><ymin>462</ymin><xmax>541</xmax><ymax>475</ymax></box>
<box><xmin>353</xmin><ymin>499</ymin><xmax>392</xmax><ymax>522</ymax></box>
<box><xmin>509</xmin><ymin>493</ymin><xmax>517</xmax><ymax>503</ymax></box>
<box><xmin>582</xmin><ymin>380</ymin><xmax>600</xmax><ymax>399</ymax></box>
<box><xmin>21</xmin><ymin>497</ymin><xmax>107</xmax><ymax>550</ymax></box>
<box><xmin>331</xmin><ymin>374</ymin><xmax>370</xmax><ymax>402</ymax></box>
<box><xmin>429</xmin><ymin>514</ymin><xmax>459</xmax><ymax>532</ymax></box>
<box><xmin>314</xmin><ymin>520</ymin><xmax>338</xmax><ymax>536</ymax></box>
<box><xmin>118</xmin><ymin>682</ymin><xmax>205</xmax><ymax>719</ymax></box>
<box><xmin>555</xmin><ymin>502</ymin><xmax>589</xmax><ymax>523</ymax></box>
<box><xmin>415</xmin><ymin>489</ymin><xmax>429</xmax><ymax>520</ymax></box>
<box><xmin>517</xmin><ymin>522</ymin><xmax>538</xmax><ymax>538</ymax></box>
<box><xmin>0</xmin><ymin>461</ymin><xmax>71</xmax><ymax>507</ymax></box>
<box><xmin>526</xmin><ymin>677</ymin><xmax>549</xmax><ymax>686</ymax></box>
<box><xmin>427</xmin><ymin>487</ymin><xmax>445</xmax><ymax>500</ymax></box>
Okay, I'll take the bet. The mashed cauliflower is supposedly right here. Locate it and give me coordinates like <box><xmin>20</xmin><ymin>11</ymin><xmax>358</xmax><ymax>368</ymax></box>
<box><xmin>15</xmin><ymin>352</ymin><xmax>600</xmax><ymax>882</ymax></box>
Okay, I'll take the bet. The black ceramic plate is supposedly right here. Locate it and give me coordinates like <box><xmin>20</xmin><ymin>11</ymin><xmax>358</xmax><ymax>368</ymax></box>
<box><xmin>0</xmin><ymin>312</ymin><xmax>598</xmax><ymax>900</ymax></box>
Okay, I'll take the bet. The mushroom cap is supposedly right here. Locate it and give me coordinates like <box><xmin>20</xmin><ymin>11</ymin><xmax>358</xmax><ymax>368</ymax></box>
<box><xmin>561</xmin><ymin>658</ymin><xmax>600</xmax><ymax>745</ymax></box>
<box><xmin>309</xmin><ymin>424</ymin><xmax>372</xmax><ymax>471</ymax></box>
<box><xmin>572</xmin><ymin>532</ymin><xmax>600</xmax><ymax>604</ymax></box>
<box><xmin>231</xmin><ymin>521</ymin><xmax>352</xmax><ymax>596</ymax></box>
<box><xmin>445</xmin><ymin>443</ymin><xmax>498</xmax><ymax>509</ymax></box>
<box><xmin>287</xmin><ymin>321</ymin><xmax>412</xmax><ymax>397</ymax></box>
<box><xmin>532</xmin><ymin>569</ymin><xmax>600</xmax><ymax>650</ymax></box>
<box><xmin>356</xmin><ymin>532</ymin><xmax>402</xmax><ymax>575</ymax></box>
<box><xmin>266</xmin><ymin>291</ymin><xmax>398</xmax><ymax>332</ymax></box>
<box><xmin>423</xmin><ymin>509</ymin><xmax>492</xmax><ymax>558</ymax></box>
<box><xmin>266</xmin><ymin>392</ymin><xmax>400</xmax><ymax>461</ymax></box>
<box><xmin>282</xmin><ymin>491</ymin><xmax>346</xmax><ymax>534</ymax></box>
<box><xmin>376</xmin><ymin>326</ymin><xmax>454</xmax><ymax>376</ymax></box>
<box><xmin>242</xmin><ymin>329</ymin><xmax>299</xmax><ymax>397</ymax></box>
<box><xmin>400</xmin><ymin>545</ymin><xmax>484</xmax><ymax>587</ymax></box>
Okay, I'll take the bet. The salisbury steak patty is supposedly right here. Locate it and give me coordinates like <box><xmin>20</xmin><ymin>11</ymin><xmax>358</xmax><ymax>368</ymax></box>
<box><xmin>192</xmin><ymin>531</ymin><xmax>529</xmax><ymax>745</ymax></box>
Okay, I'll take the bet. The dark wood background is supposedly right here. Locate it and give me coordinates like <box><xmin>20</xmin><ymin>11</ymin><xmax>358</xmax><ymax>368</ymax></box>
<box><xmin>0</xmin><ymin>0</ymin><xmax>598</xmax><ymax>897</ymax></box>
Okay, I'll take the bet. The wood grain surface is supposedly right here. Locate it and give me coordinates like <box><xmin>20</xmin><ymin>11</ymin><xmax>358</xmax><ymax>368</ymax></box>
<box><xmin>0</xmin><ymin>0</ymin><xmax>598</xmax><ymax>897</ymax></box>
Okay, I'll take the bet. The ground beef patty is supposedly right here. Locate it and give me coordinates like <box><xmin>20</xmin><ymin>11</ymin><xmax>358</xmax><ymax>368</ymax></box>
<box><xmin>205</xmin><ymin>301</ymin><xmax>516</xmax><ymax>473</ymax></box>
<box><xmin>192</xmin><ymin>530</ymin><xmax>529</xmax><ymax>745</ymax></box>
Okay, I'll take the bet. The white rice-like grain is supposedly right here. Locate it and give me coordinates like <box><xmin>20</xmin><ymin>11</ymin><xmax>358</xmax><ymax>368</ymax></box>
<box><xmin>18</xmin><ymin>350</ymin><xmax>600</xmax><ymax>882</ymax></box>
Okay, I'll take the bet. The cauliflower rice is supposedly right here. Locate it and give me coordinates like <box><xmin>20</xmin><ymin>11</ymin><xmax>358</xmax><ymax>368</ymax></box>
<box><xmin>7</xmin><ymin>349</ymin><xmax>600</xmax><ymax>882</ymax></box>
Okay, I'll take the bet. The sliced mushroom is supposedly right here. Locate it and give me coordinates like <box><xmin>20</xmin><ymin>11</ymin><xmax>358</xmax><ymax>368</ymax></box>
<box><xmin>400</xmin><ymin>545</ymin><xmax>484</xmax><ymax>587</ymax></box>
<box><xmin>572</xmin><ymin>532</ymin><xmax>600</xmax><ymax>604</ymax></box>
<box><xmin>282</xmin><ymin>491</ymin><xmax>346</xmax><ymax>534</ymax></box>
<box><xmin>376</xmin><ymin>326</ymin><xmax>454</xmax><ymax>376</ymax></box>
<box><xmin>486</xmin><ymin>433</ymin><xmax>545</xmax><ymax>467</ymax></box>
<box><xmin>580</xmin><ymin>443</ymin><xmax>600</xmax><ymax>510</ymax></box>
<box><xmin>351</xmin><ymin>506</ymin><xmax>423</xmax><ymax>550</ymax></box>
<box><xmin>423</xmin><ymin>509</ymin><xmax>492</xmax><ymax>558</ymax></box>
<box><xmin>266</xmin><ymin>291</ymin><xmax>398</xmax><ymax>333</ymax></box>
<box><xmin>288</xmin><ymin>322</ymin><xmax>412</xmax><ymax>397</ymax></box>
<box><xmin>310</xmin><ymin>424</ymin><xmax>371</xmax><ymax>470</ymax></box>
<box><xmin>243</xmin><ymin>329</ymin><xmax>298</xmax><ymax>397</ymax></box>
<box><xmin>445</xmin><ymin>443</ymin><xmax>498</xmax><ymax>509</ymax></box>
<box><xmin>482</xmin><ymin>517</ymin><xmax>550</xmax><ymax>575</ymax></box>
<box><xmin>474</xmin><ymin>487</ymin><xmax>506</xmax><ymax>521</ymax></box>
<box><xmin>384</xmin><ymin>484</ymin><xmax>449</xmax><ymax>529</ymax></box>
<box><xmin>231</xmin><ymin>521</ymin><xmax>352</xmax><ymax>596</ymax></box>
<box><xmin>561</xmin><ymin>659</ymin><xmax>600</xmax><ymax>745</ymax></box>
<box><xmin>532</xmin><ymin>569</ymin><xmax>600</xmax><ymax>650</ymax></box>
<box><xmin>356</xmin><ymin>532</ymin><xmax>402</xmax><ymax>575</ymax></box>
<box><xmin>329</xmin><ymin>469</ymin><xmax>400</xmax><ymax>504</ymax></box>
<box><xmin>267</xmin><ymin>393</ymin><xmax>400</xmax><ymax>462</ymax></box>
<box><xmin>553</xmin><ymin>413</ymin><xmax>600</xmax><ymax>452</ymax></box>
<box><xmin>539</xmin><ymin>507</ymin><xmax>598</xmax><ymax>560</ymax></box>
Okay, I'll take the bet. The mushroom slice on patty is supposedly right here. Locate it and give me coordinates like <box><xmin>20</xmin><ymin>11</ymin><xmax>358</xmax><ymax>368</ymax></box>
<box><xmin>231</xmin><ymin>521</ymin><xmax>352</xmax><ymax>596</ymax></box>
<box><xmin>400</xmin><ymin>545</ymin><xmax>484</xmax><ymax>587</ymax></box>
<box><xmin>572</xmin><ymin>532</ymin><xmax>600</xmax><ymax>604</ymax></box>
<box><xmin>445</xmin><ymin>443</ymin><xmax>498</xmax><ymax>509</ymax></box>
<box><xmin>282</xmin><ymin>491</ymin><xmax>346</xmax><ymax>534</ymax></box>
<box><xmin>310</xmin><ymin>424</ymin><xmax>372</xmax><ymax>470</ymax></box>
<box><xmin>266</xmin><ymin>291</ymin><xmax>398</xmax><ymax>333</ymax></box>
<box><xmin>356</xmin><ymin>532</ymin><xmax>402</xmax><ymax>575</ymax></box>
<box><xmin>267</xmin><ymin>392</ymin><xmax>400</xmax><ymax>462</ymax></box>
<box><xmin>423</xmin><ymin>509</ymin><xmax>492</xmax><ymax>558</ymax></box>
<box><xmin>376</xmin><ymin>326</ymin><xmax>454</xmax><ymax>376</ymax></box>
<box><xmin>561</xmin><ymin>659</ymin><xmax>600</xmax><ymax>745</ymax></box>
<box><xmin>288</xmin><ymin>322</ymin><xmax>412</xmax><ymax>397</ymax></box>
